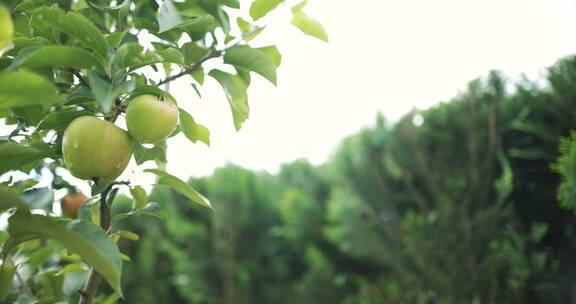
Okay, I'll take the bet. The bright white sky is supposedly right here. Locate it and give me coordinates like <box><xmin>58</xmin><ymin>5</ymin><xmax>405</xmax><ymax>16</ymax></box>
<box><xmin>158</xmin><ymin>0</ymin><xmax>576</xmax><ymax>180</ymax></box>
<box><xmin>4</xmin><ymin>0</ymin><xmax>576</xmax><ymax>190</ymax></box>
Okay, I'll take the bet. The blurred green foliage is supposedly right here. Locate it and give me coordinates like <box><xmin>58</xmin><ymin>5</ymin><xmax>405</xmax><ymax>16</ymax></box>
<box><xmin>118</xmin><ymin>56</ymin><xmax>576</xmax><ymax>303</ymax></box>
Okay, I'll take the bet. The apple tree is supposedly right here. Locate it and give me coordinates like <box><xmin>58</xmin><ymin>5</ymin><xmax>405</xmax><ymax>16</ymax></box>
<box><xmin>0</xmin><ymin>0</ymin><xmax>327</xmax><ymax>303</ymax></box>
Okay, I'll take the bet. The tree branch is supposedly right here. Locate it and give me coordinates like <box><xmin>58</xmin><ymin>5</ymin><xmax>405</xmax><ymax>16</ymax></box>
<box><xmin>71</xmin><ymin>70</ymin><xmax>90</xmax><ymax>88</ymax></box>
<box><xmin>157</xmin><ymin>50</ymin><xmax>222</xmax><ymax>86</ymax></box>
<box><xmin>78</xmin><ymin>185</ymin><xmax>113</xmax><ymax>304</ymax></box>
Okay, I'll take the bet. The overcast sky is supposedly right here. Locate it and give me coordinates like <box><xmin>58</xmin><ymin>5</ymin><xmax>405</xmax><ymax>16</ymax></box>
<box><xmin>153</xmin><ymin>0</ymin><xmax>576</xmax><ymax>181</ymax></box>
<box><xmin>4</xmin><ymin>0</ymin><xmax>576</xmax><ymax>189</ymax></box>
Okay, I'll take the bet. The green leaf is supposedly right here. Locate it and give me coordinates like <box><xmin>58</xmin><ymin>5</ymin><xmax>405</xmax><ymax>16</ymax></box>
<box><xmin>112</xmin><ymin>202</ymin><xmax>167</xmax><ymax>223</ymax></box>
<box><xmin>0</xmin><ymin>231</ymin><xmax>8</xmax><ymax>245</ymax></box>
<box><xmin>144</xmin><ymin>169</ymin><xmax>213</xmax><ymax>209</ymax></box>
<box><xmin>208</xmin><ymin>69</ymin><xmax>249</xmax><ymax>131</ymax></box>
<box><xmin>291</xmin><ymin>1</ymin><xmax>307</xmax><ymax>13</ymax></box>
<box><xmin>6</xmin><ymin>37</ymin><xmax>50</xmax><ymax>56</ymax></box>
<box><xmin>132</xmin><ymin>143</ymin><xmax>166</xmax><ymax>165</ymax></box>
<box><xmin>28</xmin><ymin>245</ymin><xmax>56</xmax><ymax>268</ymax></box>
<box><xmin>236</xmin><ymin>16</ymin><xmax>265</xmax><ymax>40</ymax></box>
<box><xmin>88</xmin><ymin>70</ymin><xmax>135</xmax><ymax>113</ymax></box>
<box><xmin>112</xmin><ymin>43</ymin><xmax>163</xmax><ymax>72</ymax></box>
<box><xmin>191</xmin><ymin>68</ymin><xmax>205</xmax><ymax>85</ymax></box>
<box><xmin>162</xmin><ymin>15</ymin><xmax>216</xmax><ymax>35</ymax></box>
<box><xmin>291</xmin><ymin>2</ymin><xmax>328</xmax><ymax>42</ymax></box>
<box><xmin>1</xmin><ymin>179</ymin><xmax>38</xmax><ymax>194</ymax></box>
<box><xmin>223</xmin><ymin>0</ymin><xmax>240</xmax><ymax>9</ymax></box>
<box><xmin>41</xmin><ymin>270</ymin><xmax>64</xmax><ymax>299</ymax></box>
<box><xmin>129</xmin><ymin>85</ymin><xmax>177</xmax><ymax>102</ymax></box>
<box><xmin>55</xmin><ymin>264</ymin><xmax>87</xmax><ymax>276</ymax></box>
<box><xmin>191</xmin><ymin>83</ymin><xmax>202</xmax><ymax>98</ymax></box>
<box><xmin>30</xmin><ymin>14</ymin><xmax>60</xmax><ymax>44</ymax></box>
<box><xmin>257</xmin><ymin>46</ymin><xmax>282</xmax><ymax>67</ymax></box>
<box><xmin>0</xmin><ymin>262</ymin><xmax>15</xmax><ymax>300</ymax></box>
<box><xmin>224</xmin><ymin>45</ymin><xmax>277</xmax><ymax>85</ymax></box>
<box><xmin>179</xmin><ymin>16</ymin><xmax>216</xmax><ymax>35</ymax></box>
<box><xmin>174</xmin><ymin>2</ymin><xmax>209</xmax><ymax>17</ymax></box>
<box><xmin>20</xmin><ymin>187</ymin><xmax>53</xmax><ymax>211</ymax></box>
<box><xmin>33</xmin><ymin>7</ymin><xmax>109</xmax><ymax>56</ymax></box>
<box><xmin>86</xmin><ymin>0</ymin><xmax>130</xmax><ymax>10</ymax></box>
<box><xmin>77</xmin><ymin>197</ymin><xmax>99</xmax><ymax>222</ymax></box>
<box><xmin>236</xmin><ymin>67</ymin><xmax>251</xmax><ymax>85</ymax></box>
<box><xmin>4</xmin><ymin>212</ymin><xmax>123</xmax><ymax>296</ymax></box>
<box><xmin>65</xmin><ymin>86</ymin><xmax>94</xmax><ymax>105</ymax></box>
<box><xmin>13</xmin><ymin>0</ymin><xmax>50</xmax><ymax>12</ymax></box>
<box><xmin>0</xmin><ymin>142</ymin><xmax>55</xmax><ymax>176</ymax></box>
<box><xmin>250</xmin><ymin>0</ymin><xmax>284</xmax><ymax>21</ymax></box>
<box><xmin>157</xmin><ymin>48</ymin><xmax>186</xmax><ymax>66</ymax></box>
<box><xmin>179</xmin><ymin>108</ymin><xmax>210</xmax><ymax>146</ymax></box>
<box><xmin>158</xmin><ymin>0</ymin><xmax>182</xmax><ymax>33</ymax></box>
<box><xmin>0</xmin><ymin>71</ymin><xmax>59</xmax><ymax>109</ymax></box>
<box><xmin>11</xmin><ymin>46</ymin><xmax>103</xmax><ymax>70</ymax></box>
<box><xmin>130</xmin><ymin>186</ymin><xmax>147</xmax><ymax>209</ymax></box>
<box><xmin>106</xmin><ymin>31</ymin><xmax>128</xmax><ymax>48</ymax></box>
<box><xmin>158</xmin><ymin>0</ymin><xmax>215</xmax><ymax>34</ymax></box>
<box><xmin>36</xmin><ymin>111</ymin><xmax>92</xmax><ymax>131</ymax></box>
<box><xmin>169</xmin><ymin>125</ymin><xmax>181</xmax><ymax>138</ymax></box>
<box><xmin>12</xmin><ymin>106</ymin><xmax>44</xmax><ymax>126</ymax></box>
<box><xmin>88</xmin><ymin>71</ymin><xmax>114</xmax><ymax>113</ymax></box>
<box><xmin>0</xmin><ymin>188</ymin><xmax>30</xmax><ymax>212</ymax></box>
<box><xmin>210</xmin><ymin>5</ymin><xmax>231</xmax><ymax>35</ymax></box>
<box><xmin>11</xmin><ymin>13</ymin><xmax>31</xmax><ymax>38</ymax></box>
<box><xmin>16</xmin><ymin>294</ymin><xmax>36</xmax><ymax>303</ymax></box>
<box><xmin>151</xmin><ymin>42</ymin><xmax>170</xmax><ymax>50</ymax></box>
<box><xmin>181</xmin><ymin>42</ymin><xmax>210</xmax><ymax>66</ymax></box>
<box><xmin>117</xmin><ymin>230</ymin><xmax>139</xmax><ymax>241</ymax></box>
<box><xmin>237</xmin><ymin>17</ymin><xmax>251</xmax><ymax>32</ymax></box>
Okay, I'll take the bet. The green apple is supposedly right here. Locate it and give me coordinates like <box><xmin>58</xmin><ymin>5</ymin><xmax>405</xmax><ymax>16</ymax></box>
<box><xmin>63</xmin><ymin>116</ymin><xmax>133</xmax><ymax>181</ymax></box>
<box><xmin>61</xmin><ymin>192</ymin><xmax>88</xmax><ymax>219</ymax></box>
<box><xmin>0</xmin><ymin>6</ymin><xmax>13</xmax><ymax>51</ymax></box>
<box><xmin>125</xmin><ymin>94</ymin><xmax>179</xmax><ymax>144</ymax></box>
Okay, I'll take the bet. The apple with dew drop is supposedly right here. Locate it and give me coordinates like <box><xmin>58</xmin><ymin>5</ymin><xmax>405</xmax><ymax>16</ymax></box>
<box><xmin>62</xmin><ymin>116</ymin><xmax>133</xmax><ymax>181</ymax></box>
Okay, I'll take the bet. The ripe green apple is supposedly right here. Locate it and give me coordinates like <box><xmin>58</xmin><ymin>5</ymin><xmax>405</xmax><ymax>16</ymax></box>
<box><xmin>125</xmin><ymin>94</ymin><xmax>179</xmax><ymax>144</ymax></box>
<box><xmin>0</xmin><ymin>6</ymin><xmax>13</xmax><ymax>51</ymax></box>
<box><xmin>61</xmin><ymin>192</ymin><xmax>88</xmax><ymax>219</ymax></box>
<box><xmin>63</xmin><ymin>116</ymin><xmax>133</xmax><ymax>181</ymax></box>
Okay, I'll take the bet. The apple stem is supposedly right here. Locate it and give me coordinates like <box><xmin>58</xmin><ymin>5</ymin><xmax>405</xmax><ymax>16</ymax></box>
<box><xmin>78</xmin><ymin>184</ymin><xmax>113</xmax><ymax>304</ymax></box>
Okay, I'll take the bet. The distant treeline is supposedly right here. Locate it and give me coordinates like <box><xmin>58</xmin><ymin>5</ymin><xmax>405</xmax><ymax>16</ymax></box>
<box><xmin>116</xmin><ymin>56</ymin><xmax>576</xmax><ymax>304</ymax></box>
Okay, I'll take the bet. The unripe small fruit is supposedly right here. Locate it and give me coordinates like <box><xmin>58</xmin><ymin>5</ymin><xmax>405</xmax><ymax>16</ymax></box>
<box><xmin>63</xmin><ymin>116</ymin><xmax>133</xmax><ymax>181</ymax></box>
<box><xmin>0</xmin><ymin>6</ymin><xmax>13</xmax><ymax>51</ymax></box>
<box><xmin>61</xmin><ymin>193</ymin><xmax>88</xmax><ymax>219</ymax></box>
<box><xmin>125</xmin><ymin>94</ymin><xmax>179</xmax><ymax>144</ymax></box>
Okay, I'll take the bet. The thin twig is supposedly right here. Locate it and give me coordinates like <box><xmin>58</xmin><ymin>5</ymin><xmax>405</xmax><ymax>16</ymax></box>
<box><xmin>10</xmin><ymin>259</ymin><xmax>34</xmax><ymax>298</ymax></box>
<box><xmin>157</xmin><ymin>50</ymin><xmax>222</xmax><ymax>86</ymax></box>
<box><xmin>112</xmin><ymin>180</ymin><xmax>131</xmax><ymax>187</ymax></box>
<box><xmin>78</xmin><ymin>184</ymin><xmax>113</xmax><ymax>304</ymax></box>
<box><xmin>71</xmin><ymin>70</ymin><xmax>90</xmax><ymax>88</ymax></box>
<box><xmin>164</xmin><ymin>69</ymin><xmax>171</xmax><ymax>93</ymax></box>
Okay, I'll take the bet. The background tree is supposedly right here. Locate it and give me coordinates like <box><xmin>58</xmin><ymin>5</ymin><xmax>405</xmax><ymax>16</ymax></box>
<box><xmin>119</xmin><ymin>56</ymin><xmax>576</xmax><ymax>303</ymax></box>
